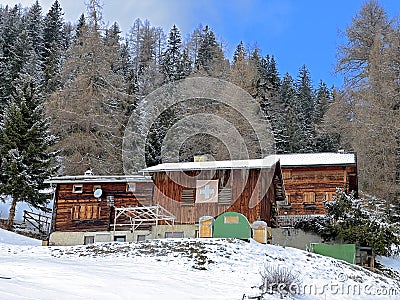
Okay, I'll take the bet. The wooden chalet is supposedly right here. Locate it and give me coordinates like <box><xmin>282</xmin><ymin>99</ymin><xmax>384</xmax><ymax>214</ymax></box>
<box><xmin>46</xmin><ymin>174</ymin><xmax>159</xmax><ymax>245</ymax></box>
<box><xmin>274</xmin><ymin>152</ymin><xmax>358</xmax><ymax>227</ymax></box>
<box><xmin>46</xmin><ymin>153</ymin><xmax>356</xmax><ymax>245</ymax></box>
<box><xmin>141</xmin><ymin>155</ymin><xmax>286</xmax><ymax>227</ymax></box>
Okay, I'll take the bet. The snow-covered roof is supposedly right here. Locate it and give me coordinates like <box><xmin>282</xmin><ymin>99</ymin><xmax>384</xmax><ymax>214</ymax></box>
<box><xmin>273</xmin><ymin>152</ymin><xmax>356</xmax><ymax>167</ymax></box>
<box><xmin>45</xmin><ymin>175</ymin><xmax>152</xmax><ymax>184</ymax></box>
<box><xmin>141</xmin><ymin>156</ymin><xmax>279</xmax><ymax>173</ymax></box>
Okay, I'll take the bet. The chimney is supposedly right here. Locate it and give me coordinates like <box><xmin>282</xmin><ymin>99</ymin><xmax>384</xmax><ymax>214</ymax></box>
<box><xmin>193</xmin><ymin>154</ymin><xmax>214</xmax><ymax>162</ymax></box>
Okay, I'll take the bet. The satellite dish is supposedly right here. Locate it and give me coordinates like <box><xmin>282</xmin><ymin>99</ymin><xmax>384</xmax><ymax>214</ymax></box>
<box><xmin>94</xmin><ymin>188</ymin><xmax>102</xmax><ymax>198</ymax></box>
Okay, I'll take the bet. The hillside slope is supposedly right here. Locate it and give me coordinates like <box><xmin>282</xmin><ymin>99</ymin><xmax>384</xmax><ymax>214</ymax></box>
<box><xmin>0</xmin><ymin>230</ymin><xmax>399</xmax><ymax>299</ymax></box>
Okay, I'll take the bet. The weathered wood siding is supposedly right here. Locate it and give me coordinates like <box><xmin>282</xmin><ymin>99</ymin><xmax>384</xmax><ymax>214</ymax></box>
<box><xmin>53</xmin><ymin>182</ymin><xmax>153</xmax><ymax>232</ymax></box>
<box><xmin>151</xmin><ymin>167</ymin><xmax>278</xmax><ymax>226</ymax></box>
<box><xmin>278</xmin><ymin>165</ymin><xmax>357</xmax><ymax>215</ymax></box>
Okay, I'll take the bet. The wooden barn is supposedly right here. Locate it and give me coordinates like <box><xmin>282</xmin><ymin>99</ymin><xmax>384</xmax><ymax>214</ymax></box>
<box><xmin>46</xmin><ymin>173</ymin><xmax>159</xmax><ymax>245</ymax></box>
<box><xmin>274</xmin><ymin>152</ymin><xmax>358</xmax><ymax>227</ymax></box>
<box><xmin>141</xmin><ymin>155</ymin><xmax>286</xmax><ymax>229</ymax></box>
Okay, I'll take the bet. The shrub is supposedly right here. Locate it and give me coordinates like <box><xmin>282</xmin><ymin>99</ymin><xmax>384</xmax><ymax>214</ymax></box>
<box><xmin>259</xmin><ymin>263</ymin><xmax>302</xmax><ymax>297</ymax></box>
<box><xmin>296</xmin><ymin>188</ymin><xmax>400</xmax><ymax>256</ymax></box>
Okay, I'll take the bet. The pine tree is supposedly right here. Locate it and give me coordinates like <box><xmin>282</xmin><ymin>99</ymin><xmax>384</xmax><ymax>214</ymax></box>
<box><xmin>232</xmin><ymin>41</ymin><xmax>246</xmax><ymax>65</ymax></box>
<box><xmin>161</xmin><ymin>24</ymin><xmax>184</xmax><ymax>82</ymax></box>
<box><xmin>196</xmin><ymin>25</ymin><xmax>217</xmax><ymax>72</ymax></box>
<box><xmin>280</xmin><ymin>73</ymin><xmax>301</xmax><ymax>153</ymax></box>
<box><xmin>295</xmin><ymin>65</ymin><xmax>315</xmax><ymax>152</ymax></box>
<box><xmin>266</xmin><ymin>56</ymin><xmax>280</xmax><ymax>90</ymax></box>
<box><xmin>313</xmin><ymin>82</ymin><xmax>340</xmax><ymax>152</ymax></box>
<box><xmin>195</xmin><ymin>25</ymin><xmax>228</xmax><ymax>77</ymax></box>
<box><xmin>180</xmin><ymin>47</ymin><xmax>193</xmax><ymax>78</ymax></box>
<box><xmin>0</xmin><ymin>57</ymin><xmax>55</xmax><ymax>230</ymax></box>
<box><xmin>0</xmin><ymin>5</ymin><xmax>24</xmax><ymax>108</ymax></box>
<box><xmin>43</xmin><ymin>0</ymin><xmax>65</xmax><ymax>93</ymax></box>
<box><xmin>24</xmin><ymin>0</ymin><xmax>44</xmax><ymax>61</ymax></box>
<box><xmin>313</xmin><ymin>80</ymin><xmax>331</xmax><ymax>124</ymax></box>
<box><xmin>251</xmin><ymin>53</ymin><xmax>285</xmax><ymax>153</ymax></box>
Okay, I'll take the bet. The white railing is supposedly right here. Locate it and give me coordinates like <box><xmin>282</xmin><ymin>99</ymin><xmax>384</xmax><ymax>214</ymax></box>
<box><xmin>113</xmin><ymin>204</ymin><xmax>176</xmax><ymax>234</ymax></box>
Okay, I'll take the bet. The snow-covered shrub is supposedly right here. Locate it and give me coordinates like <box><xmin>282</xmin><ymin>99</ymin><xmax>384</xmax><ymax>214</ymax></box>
<box><xmin>296</xmin><ymin>188</ymin><xmax>400</xmax><ymax>256</ymax></box>
<box><xmin>259</xmin><ymin>263</ymin><xmax>302</xmax><ymax>297</ymax></box>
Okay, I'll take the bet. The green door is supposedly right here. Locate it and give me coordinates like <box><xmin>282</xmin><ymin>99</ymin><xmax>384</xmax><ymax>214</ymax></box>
<box><xmin>213</xmin><ymin>212</ymin><xmax>251</xmax><ymax>239</ymax></box>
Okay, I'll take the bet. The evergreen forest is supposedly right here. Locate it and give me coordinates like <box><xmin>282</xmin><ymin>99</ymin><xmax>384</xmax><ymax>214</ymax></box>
<box><xmin>0</xmin><ymin>0</ymin><xmax>398</xmax><ymax>225</ymax></box>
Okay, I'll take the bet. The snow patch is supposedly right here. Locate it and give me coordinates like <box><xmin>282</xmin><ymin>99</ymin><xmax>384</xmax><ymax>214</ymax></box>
<box><xmin>0</xmin><ymin>228</ymin><xmax>41</xmax><ymax>246</ymax></box>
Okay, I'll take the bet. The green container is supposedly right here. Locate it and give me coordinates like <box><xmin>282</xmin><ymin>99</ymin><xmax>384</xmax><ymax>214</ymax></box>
<box><xmin>308</xmin><ymin>243</ymin><xmax>356</xmax><ymax>264</ymax></box>
<box><xmin>213</xmin><ymin>212</ymin><xmax>251</xmax><ymax>240</ymax></box>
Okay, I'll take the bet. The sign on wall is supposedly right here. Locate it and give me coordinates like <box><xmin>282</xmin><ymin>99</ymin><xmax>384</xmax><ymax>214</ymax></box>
<box><xmin>196</xmin><ymin>180</ymin><xmax>218</xmax><ymax>203</ymax></box>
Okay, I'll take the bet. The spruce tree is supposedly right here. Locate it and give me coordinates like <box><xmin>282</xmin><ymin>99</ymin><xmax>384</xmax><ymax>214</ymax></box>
<box><xmin>0</xmin><ymin>58</ymin><xmax>55</xmax><ymax>230</ymax></box>
<box><xmin>195</xmin><ymin>25</ymin><xmax>217</xmax><ymax>72</ymax></box>
<box><xmin>180</xmin><ymin>47</ymin><xmax>193</xmax><ymax>78</ymax></box>
<box><xmin>295</xmin><ymin>65</ymin><xmax>315</xmax><ymax>152</ymax></box>
<box><xmin>161</xmin><ymin>24</ymin><xmax>184</xmax><ymax>82</ymax></box>
<box><xmin>0</xmin><ymin>5</ymin><xmax>24</xmax><ymax>108</ymax></box>
<box><xmin>24</xmin><ymin>0</ymin><xmax>44</xmax><ymax>61</ymax></box>
<box><xmin>280</xmin><ymin>73</ymin><xmax>301</xmax><ymax>153</ymax></box>
<box><xmin>195</xmin><ymin>25</ymin><xmax>228</xmax><ymax>77</ymax></box>
<box><xmin>313</xmin><ymin>81</ymin><xmax>339</xmax><ymax>152</ymax></box>
<box><xmin>313</xmin><ymin>80</ymin><xmax>331</xmax><ymax>124</ymax></box>
<box><xmin>43</xmin><ymin>0</ymin><xmax>65</xmax><ymax>93</ymax></box>
<box><xmin>232</xmin><ymin>41</ymin><xmax>246</xmax><ymax>65</ymax></box>
<box><xmin>75</xmin><ymin>14</ymin><xmax>86</xmax><ymax>42</ymax></box>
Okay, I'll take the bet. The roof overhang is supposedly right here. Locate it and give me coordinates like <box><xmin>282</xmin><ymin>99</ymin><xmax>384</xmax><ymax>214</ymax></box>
<box><xmin>141</xmin><ymin>156</ymin><xmax>280</xmax><ymax>174</ymax></box>
<box><xmin>44</xmin><ymin>175</ymin><xmax>153</xmax><ymax>184</ymax></box>
<box><xmin>273</xmin><ymin>153</ymin><xmax>356</xmax><ymax>168</ymax></box>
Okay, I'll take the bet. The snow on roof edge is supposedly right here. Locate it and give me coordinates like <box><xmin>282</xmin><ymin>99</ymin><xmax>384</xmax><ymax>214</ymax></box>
<box><xmin>141</xmin><ymin>155</ymin><xmax>280</xmax><ymax>173</ymax></box>
<box><xmin>45</xmin><ymin>174</ymin><xmax>152</xmax><ymax>184</ymax></box>
<box><xmin>274</xmin><ymin>152</ymin><xmax>356</xmax><ymax>167</ymax></box>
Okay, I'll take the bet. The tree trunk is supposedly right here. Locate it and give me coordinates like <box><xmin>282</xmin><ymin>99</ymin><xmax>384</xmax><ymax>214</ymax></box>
<box><xmin>6</xmin><ymin>197</ymin><xmax>18</xmax><ymax>231</ymax></box>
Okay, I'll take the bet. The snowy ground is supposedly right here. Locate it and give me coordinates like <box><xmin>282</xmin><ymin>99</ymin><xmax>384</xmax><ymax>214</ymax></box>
<box><xmin>1</xmin><ymin>229</ymin><xmax>399</xmax><ymax>300</ymax></box>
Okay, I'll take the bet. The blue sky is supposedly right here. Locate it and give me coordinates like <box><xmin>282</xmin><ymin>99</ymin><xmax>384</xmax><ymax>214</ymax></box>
<box><xmin>2</xmin><ymin>0</ymin><xmax>400</xmax><ymax>88</ymax></box>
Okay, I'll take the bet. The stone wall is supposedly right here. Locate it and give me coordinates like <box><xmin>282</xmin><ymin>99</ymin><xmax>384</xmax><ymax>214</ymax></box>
<box><xmin>49</xmin><ymin>224</ymin><xmax>199</xmax><ymax>246</ymax></box>
<box><xmin>271</xmin><ymin>228</ymin><xmax>325</xmax><ymax>250</ymax></box>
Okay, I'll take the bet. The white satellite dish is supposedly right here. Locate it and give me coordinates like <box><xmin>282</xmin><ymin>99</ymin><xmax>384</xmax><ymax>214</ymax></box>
<box><xmin>94</xmin><ymin>188</ymin><xmax>102</xmax><ymax>198</ymax></box>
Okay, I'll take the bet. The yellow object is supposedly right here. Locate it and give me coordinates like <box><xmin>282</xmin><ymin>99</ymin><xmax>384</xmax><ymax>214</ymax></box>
<box><xmin>252</xmin><ymin>221</ymin><xmax>268</xmax><ymax>244</ymax></box>
<box><xmin>199</xmin><ymin>216</ymin><xmax>214</xmax><ymax>238</ymax></box>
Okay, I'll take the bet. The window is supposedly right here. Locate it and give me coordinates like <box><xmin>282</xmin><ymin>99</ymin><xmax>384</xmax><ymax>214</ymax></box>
<box><xmin>181</xmin><ymin>189</ymin><xmax>195</xmax><ymax>206</ymax></box>
<box><xmin>72</xmin><ymin>184</ymin><xmax>83</xmax><ymax>193</ymax></box>
<box><xmin>165</xmin><ymin>232</ymin><xmax>184</xmax><ymax>238</ymax></box>
<box><xmin>282</xmin><ymin>170</ymin><xmax>292</xmax><ymax>180</ymax></box>
<box><xmin>126</xmin><ymin>182</ymin><xmax>136</xmax><ymax>192</ymax></box>
<box><xmin>72</xmin><ymin>205</ymin><xmax>101</xmax><ymax>220</ymax></box>
<box><xmin>224</xmin><ymin>216</ymin><xmax>239</xmax><ymax>224</ymax></box>
<box><xmin>84</xmin><ymin>236</ymin><xmax>94</xmax><ymax>245</ymax></box>
<box><xmin>137</xmin><ymin>235</ymin><xmax>146</xmax><ymax>242</ymax></box>
<box><xmin>303</xmin><ymin>192</ymin><xmax>316</xmax><ymax>204</ymax></box>
<box><xmin>106</xmin><ymin>196</ymin><xmax>115</xmax><ymax>206</ymax></box>
<box><xmin>218</xmin><ymin>188</ymin><xmax>232</xmax><ymax>205</ymax></box>
<box><xmin>114</xmin><ymin>236</ymin><xmax>126</xmax><ymax>242</ymax></box>
<box><xmin>325</xmin><ymin>192</ymin><xmax>335</xmax><ymax>201</ymax></box>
